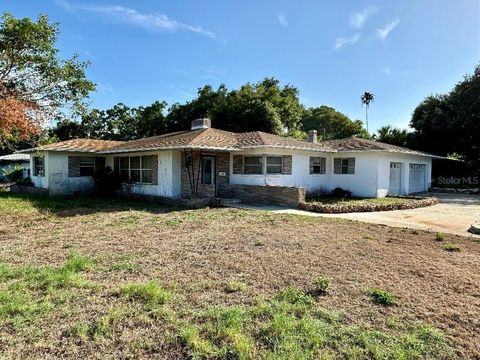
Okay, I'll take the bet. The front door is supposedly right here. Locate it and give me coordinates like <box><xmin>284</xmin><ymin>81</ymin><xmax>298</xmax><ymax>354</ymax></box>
<box><xmin>388</xmin><ymin>162</ymin><xmax>401</xmax><ymax>195</ymax></box>
<box><xmin>202</xmin><ymin>156</ymin><xmax>215</xmax><ymax>185</ymax></box>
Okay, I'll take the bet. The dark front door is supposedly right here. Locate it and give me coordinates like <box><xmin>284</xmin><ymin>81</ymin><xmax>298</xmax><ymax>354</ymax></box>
<box><xmin>202</xmin><ymin>156</ymin><xmax>215</xmax><ymax>185</ymax></box>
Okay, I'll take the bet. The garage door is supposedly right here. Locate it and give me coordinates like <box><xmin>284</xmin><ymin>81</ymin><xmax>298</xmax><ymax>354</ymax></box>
<box><xmin>409</xmin><ymin>164</ymin><xmax>426</xmax><ymax>193</ymax></box>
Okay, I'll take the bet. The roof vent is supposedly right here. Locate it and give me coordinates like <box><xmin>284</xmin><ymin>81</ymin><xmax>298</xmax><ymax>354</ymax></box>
<box><xmin>307</xmin><ymin>130</ymin><xmax>317</xmax><ymax>143</ymax></box>
<box><xmin>191</xmin><ymin>118</ymin><xmax>211</xmax><ymax>130</ymax></box>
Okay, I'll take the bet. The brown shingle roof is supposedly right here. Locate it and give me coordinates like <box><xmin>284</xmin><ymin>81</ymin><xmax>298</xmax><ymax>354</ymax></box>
<box><xmin>102</xmin><ymin>128</ymin><xmax>335</xmax><ymax>153</ymax></box>
<box><xmin>321</xmin><ymin>137</ymin><xmax>439</xmax><ymax>157</ymax></box>
<box><xmin>21</xmin><ymin>130</ymin><xmax>438</xmax><ymax>158</ymax></box>
<box><xmin>23</xmin><ymin>139</ymin><xmax>124</xmax><ymax>153</ymax></box>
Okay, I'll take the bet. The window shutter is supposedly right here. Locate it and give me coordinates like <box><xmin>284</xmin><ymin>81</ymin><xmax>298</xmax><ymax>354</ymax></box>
<box><xmin>347</xmin><ymin>158</ymin><xmax>355</xmax><ymax>174</ymax></box>
<box><xmin>282</xmin><ymin>155</ymin><xmax>292</xmax><ymax>174</ymax></box>
<box><xmin>95</xmin><ymin>157</ymin><xmax>106</xmax><ymax>172</ymax></box>
<box><xmin>151</xmin><ymin>155</ymin><xmax>158</xmax><ymax>185</ymax></box>
<box><xmin>233</xmin><ymin>155</ymin><xmax>243</xmax><ymax>174</ymax></box>
<box><xmin>333</xmin><ymin>158</ymin><xmax>341</xmax><ymax>174</ymax></box>
<box><xmin>113</xmin><ymin>157</ymin><xmax>120</xmax><ymax>176</ymax></box>
<box><xmin>68</xmin><ymin>156</ymin><xmax>80</xmax><ymax>177</ymax></box>
<box><xmin>309</xmin><ymin>157</ymin><xmax>315</xmax><ymax>174</ymax></box>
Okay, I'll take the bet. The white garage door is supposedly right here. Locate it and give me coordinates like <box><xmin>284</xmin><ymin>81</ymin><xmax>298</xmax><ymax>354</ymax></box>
<box><xmin>409</xmin><ymin>164</ymin><xmax>426</xmax><ymax>193</ymax></box>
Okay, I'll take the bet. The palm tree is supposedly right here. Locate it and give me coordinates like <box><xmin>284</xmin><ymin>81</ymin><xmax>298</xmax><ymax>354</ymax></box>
<box><xmin>361</xmin><ymin>92</ymin><xmax>375</xmax><ymax>133</ymax></box>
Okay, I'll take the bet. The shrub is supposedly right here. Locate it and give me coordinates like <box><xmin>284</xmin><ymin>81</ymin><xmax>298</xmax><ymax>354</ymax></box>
<box><xmin>3</xmin><ymin>167</ymin><xmax>23</xmax><ymax>182</ymax></box>
<box><xmin>331</xmin><ymin>187</ymin><xmax>352</xmax><ymax>198</ymax></box>
<box><xmin>92</xmin><ymin>166</ymin><xmax>121</xmax><ymax>195</ymax></box>
<box><xmin>224</xmin><ymin>280</ymin><xmax>247</xmax><ymax>293</ymax></box>
<box><xmin>15</xmin><ymin>177</ymin><xmax>34</xmax><ymax>186</ymax></box>
<box><xmin>435</xmin><ymin>232</ymin><xmax>445</xmax><ymax>241</ymax></box>
<box><xmin>443</xmin><ymin>242</ymin><xmax>460</xmax><ymax>252</ymax></box>
<box><xmin>313</xmin><ymin>276</ymin><xmax>331</xmax><ymax>295</ymax></box>
<box><xmin>368</xmin><ymin>288</ymin><xmax>396</xmax><ymax>306</ymax></box>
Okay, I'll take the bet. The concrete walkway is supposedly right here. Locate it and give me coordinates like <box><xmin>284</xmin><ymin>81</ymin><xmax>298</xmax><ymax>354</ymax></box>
<box><xmin>232</xmin><ymin>192</ymin><xmax>480</xmax><ymax>238</ymax></box>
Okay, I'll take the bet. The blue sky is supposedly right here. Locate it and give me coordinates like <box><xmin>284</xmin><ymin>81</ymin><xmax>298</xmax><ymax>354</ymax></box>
<box><xmin>5</xmin><ymin>0</ymin><xmax>479</xmax><ymax>132</ymax></box>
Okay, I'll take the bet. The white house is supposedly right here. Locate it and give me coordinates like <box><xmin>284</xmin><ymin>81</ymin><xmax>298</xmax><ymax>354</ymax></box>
<box><xmin>22</xmin><ymin>119</ymin><xmax>438</xmax><ymax>206</ymax></box>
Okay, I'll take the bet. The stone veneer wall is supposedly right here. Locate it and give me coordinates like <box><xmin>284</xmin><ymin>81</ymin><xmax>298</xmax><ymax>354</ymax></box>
<box><xmin>181</xmin><ymin>151</ymin><xmax>230</xmax><ymax>198</ymax></box>
<box><xmin>218</xmin><ymin>183</ymin><xmax>305</xmax><ymax>207</ymax></box>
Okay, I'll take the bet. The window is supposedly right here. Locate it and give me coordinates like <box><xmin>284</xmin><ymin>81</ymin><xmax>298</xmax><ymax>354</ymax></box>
<box><xmin>33</xmin><ymin>156</ymin><xmax>44</xmax><ymax>177</ymax></box>
<box><xmin>79</xmin><ymin>156</ymin><xmax>95</xmax><ymax>176</ymax></box>
<box><xmin>202</xmin><ymin>156</ymin><xmax>215</xmax><ymax>184</ymax></box>
<box><xmin>116</xmin><ymin>156</ymin><xmax>154</xmax><ymax>183</ymax></box>
<box><xmin>266</xmin><ymin>156</ymin><xmax>282</xmax><ymax>174</ymax></box>
<box><xmin>311</xmin><ymin>157</ymin><xmax>326</xmax><ymax>174</ymax></box>
<box><xmin>141</xmin><ymin>156</ymin><xmax>153</xmax><ymax>183</ymax></box>
<box><xmin>334</xmin><ymin>157</ymin><xmax>355</xmax><ymax>174</ymax></box>
<box><xmin>243</xmin><ymin>156</ymin><xmax>263</xmax><ymax>174</ymax></box>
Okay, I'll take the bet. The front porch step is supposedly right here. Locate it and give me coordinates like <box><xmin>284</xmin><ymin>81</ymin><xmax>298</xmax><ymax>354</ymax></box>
<box><xmin>216</xmin><ymin>198</ymin><xmax>242</xmax><ymax>207</ymax></box>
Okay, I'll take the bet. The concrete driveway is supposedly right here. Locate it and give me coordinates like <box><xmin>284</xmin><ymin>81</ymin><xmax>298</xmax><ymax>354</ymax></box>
<box><xmin>234</xmin><ymin>192</ymin><xmax>480</xmax><ymax>237</ymax></box>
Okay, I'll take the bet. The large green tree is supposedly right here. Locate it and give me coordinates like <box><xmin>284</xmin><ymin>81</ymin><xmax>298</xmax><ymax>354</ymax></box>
<box><xmin>301</xmin><ymin>106</ymin><xmax>369</xmax><ymax>140</ymax></box>
<box><xmin>166</xmin><ymin>78</ymin><xmax>304</xmax><ymax>135</ymax></box>
<box><xmin>375</xmin><ymin>125</ymin><xmax>414</xmax><ymax>147</ymax></box>
<box><xmin>0</xmin><ymin>13</ymin><xmax>95</xmax><ymax>149</ymax></box>
<box><xmin>410</xmin><ymin>64</ymin><xmax>480</xmax><ymax>172</ymax></box>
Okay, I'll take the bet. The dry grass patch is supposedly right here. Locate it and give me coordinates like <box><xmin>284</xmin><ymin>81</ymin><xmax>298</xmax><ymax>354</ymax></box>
<box><xmin>0</xmin><ymin>193</ymin><xmax>478</xmax><ymax>358</ymax></box>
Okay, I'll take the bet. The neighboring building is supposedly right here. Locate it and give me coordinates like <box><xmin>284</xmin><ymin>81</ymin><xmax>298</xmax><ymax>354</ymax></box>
<box><xmin>21</xmin><ymin>119</ymin><xmax>439</xmax><ymax>206</ymax></box>
<box><xmin>0</xmin><ymin>153</ymin><xmax>30</xmax><ymax>181</ymax></box>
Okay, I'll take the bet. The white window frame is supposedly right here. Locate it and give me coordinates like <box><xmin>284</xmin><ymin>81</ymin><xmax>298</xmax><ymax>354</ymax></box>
<box><xmin>243</xmin><ymin>156</ymin><xmax>263</xmax><ymax>174</ymax></box>
<box><xmin>333</xmin><ymin>157</ymin><xmax>355</xmax><ymax>175</ymax></box>
<box><xmin>311</xmin><ymin>157</ymin><xmax>326</xmax><ymax>174</ymax></box>
<box><xmin>266</xmin><ymin>156</ymin><xmax>283</xmax><ymax>174</ymax></box>
<box><xmin>78</xmin><ymin>156</ymin><xmax>95</xmax><ymax>177</ymax></box>
<box><xmin>117</xmin><ymin>156</ymin><xmax>154</xmax><ymax>184</ymax></box>
<box><xmin>242</xmin><ymin>155</ymin><xmax>285</xmax><ymax>175</ymax></box>
<box><xmin>33</xmin><ymin>156</ymin><xmax>44</xmax><ymax>177</ymax></box>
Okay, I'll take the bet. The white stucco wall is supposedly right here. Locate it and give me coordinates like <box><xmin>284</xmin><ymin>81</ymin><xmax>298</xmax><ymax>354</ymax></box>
<box><xmin>47</xmin><ymin>152</ymin><xmax>96</xmax><ymax>195</ymax></box>
<box><xmin>376</xmin><ymin>153</ymin><xmax>432</xmax><ymax>196</ymax></box>
<box><xmin>229</xmin><ymin>148</ymin><xmax>332</xmax><ymax>193</ymax></box>
<box><xmin>107</xmin><ymin>150</ymin><xmax>181</xmax><ymax>198</ymax></box>
<box><xmin>230</xmin><ymin>149</ymin><xmax>433</xmax><ymax>198</ymax></box>
<box><xmin>31</xmin><ymin>152</ymin><xmax>48</xmax><ymax>189</ymax></box>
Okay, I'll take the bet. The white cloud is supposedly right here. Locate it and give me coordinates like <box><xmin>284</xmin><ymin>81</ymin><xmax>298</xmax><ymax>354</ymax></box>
<box><xmin>335</xmin><ymin>33</ymin><xmax>361</xmax><ymax>50</ymax></box>
<box><xmin>277</xmin><ymin>13</ymin><xmax>288</xmax><ymax>27</ymax></box>
<box><xmin>57</xmin><ymin>0</ymin><xmax>216</xmax><ymax>38</ymax></box>
<box><xmin>376</xmin><ymin>19</ymin><xmax>400</xmax><ymax>41</ymax></box>
<box><xmin>350</xmin><ymin>6</ymin><xmax>378</xmax><ymax>29</ymax></box>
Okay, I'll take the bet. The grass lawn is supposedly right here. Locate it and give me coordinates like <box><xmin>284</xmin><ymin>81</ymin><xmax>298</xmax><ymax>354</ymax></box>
<box><xmin>0</xmin><ymin>193</ymin><xmax>479</xmax><ymax>359</ymax></box>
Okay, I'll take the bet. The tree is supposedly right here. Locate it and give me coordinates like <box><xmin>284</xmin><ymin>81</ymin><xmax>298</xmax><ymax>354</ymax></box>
<box><xmin>135</xmin><ymin>100</ymin><xmax>168</xmax><ymax>137</ymax></box>
<box><xmin>49</xmin><ymin>119</ymin><xmax>86</xmax><ymax>141</ymax></box>
<box><xmin>361</xmin><ymin>92</ymin><xmax>374</xmax><ymax>133</ymax></box>
<box><xmin>410</xmin><ymin>95</ymin><xmax>451</xmax><ymax>156</ymax></box>
<box><xmin>0</xmin><ymin>13</ymin><xmax>95</xmax><ymax>149</ymax></box>
<box><xmin>166</xmin><ymin>78</ymin><xmax>304</xmax><ymax>135</ymax></box>
<box><xmin>447</xmin><ymin>64</ymin><xmax>480</xmax><ymax>170</ymax></box>
<box><xmin>409</xmin><ymin>64</ymin><xmax>480</xmax><ymax>173</ymax></box>
<box><xmin>301</xmin><ymin>105</ymin><xmax>369</xmax><ymax>140</ymax></box>
<box><xmin>375</xmin><ymin>125</ymin><xmax>413</xmax><ymax>147</ymax></box>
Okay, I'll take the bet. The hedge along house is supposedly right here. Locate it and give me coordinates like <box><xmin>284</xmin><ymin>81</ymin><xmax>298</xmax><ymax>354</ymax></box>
<box><xmin>21</xmin><ymin>118</ymin><xmax>439</xmax><ymax>206</ymax></box>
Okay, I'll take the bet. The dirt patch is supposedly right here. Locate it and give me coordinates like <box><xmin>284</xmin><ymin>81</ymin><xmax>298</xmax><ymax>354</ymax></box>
<box><xmin>0</xmin><ymin>194</ymin><xmax>479</xmax><ymax>358</ymax></box>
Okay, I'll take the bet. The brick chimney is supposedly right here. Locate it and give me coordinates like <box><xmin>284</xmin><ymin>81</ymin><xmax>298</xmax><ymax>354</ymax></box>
<box><xmin>307</xmin><ymin>130</ymin><xmax>317</xmax><ymax>143</ymax></box>
<box><xmin>191</xmin><ymin>118</ymin><xmax>211</xmax><ymax>130</ymax></box>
